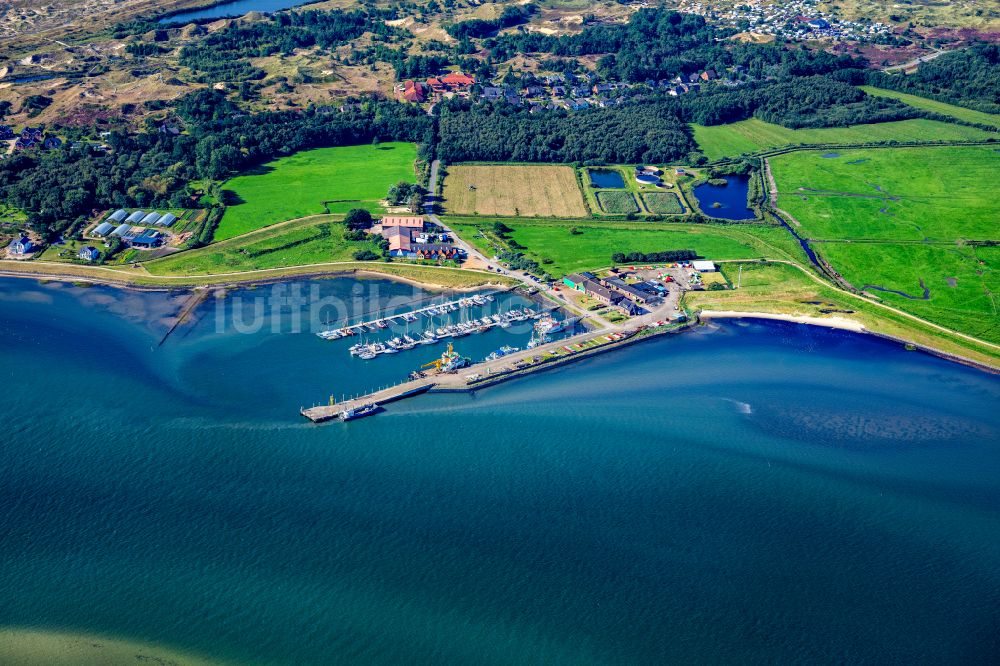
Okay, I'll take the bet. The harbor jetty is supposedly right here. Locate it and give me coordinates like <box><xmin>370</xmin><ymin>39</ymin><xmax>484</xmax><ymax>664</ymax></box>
<box><xmin>301</xmin><ymin>383</ymin><xmax>434</xmax><ymax>423</ymax></box>
<box><xmin>301</xmin><ymin>315</ymin><xmax>691</xmax><ymax>423</ymax></box>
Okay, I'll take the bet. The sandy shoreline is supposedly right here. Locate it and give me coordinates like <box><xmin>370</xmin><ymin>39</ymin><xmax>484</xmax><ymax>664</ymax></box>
<box><xmin>699</xmin><ymin>309</ymin><xmax>867</xmax><ymax>332</ymax></box>
<box><xmin>699</xmin><ymin>309</ymin><xmax>998</xmax><ymax>374</ymax></box>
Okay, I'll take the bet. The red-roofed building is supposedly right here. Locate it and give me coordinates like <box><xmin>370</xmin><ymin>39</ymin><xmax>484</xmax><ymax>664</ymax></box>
<box><xmin>402</xmin><ymin>80</ymin><xmax>427</xmax><ymax>103</ymax></box>
<box><xmin>381</xmin><ymin>216</ymin><xmax>424</xmax><ymax>229</ymax></box>
<box><xmin>440</xmin><ymin>72</ymin><xmax>474</xmax><ymax>88</ymax></box>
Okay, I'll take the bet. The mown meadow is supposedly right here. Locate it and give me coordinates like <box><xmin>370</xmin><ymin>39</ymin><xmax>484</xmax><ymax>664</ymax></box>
<box><xmin>213</xmin><ymin>143</ymin><xmax>418</xmax><ymax>241</ymax></box>
<box><xmin>692</xmin><ymin>117</ymin><xmax>993</xmax><ymax>160</ymax></box>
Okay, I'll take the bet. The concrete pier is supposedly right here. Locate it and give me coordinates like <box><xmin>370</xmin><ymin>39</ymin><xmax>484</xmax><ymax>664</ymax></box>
<box><xmin>301</xmin><ymin>382</ymin><xmax>434</xmax><ymax>422</ymax></box>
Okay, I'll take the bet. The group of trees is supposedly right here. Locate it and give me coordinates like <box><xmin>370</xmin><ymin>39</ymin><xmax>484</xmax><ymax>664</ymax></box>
<box><xmin>438</xmin><ymin>99</ymin><xmax>695</xmax><ymax>163</ymax></box>
<box><xmin>178</xmin><ymin>9</ymin><xmax>406</xmax><ymax>82</ymax></box>
<box><xmin>612</xmin><ymin>250</ymin><xmax>698</xmax><ymax>263</ymax></box>
<box><xmin>867</xmin><ymin>43</ymin><xmax>1000</xmax><ymax>114</ymax></box>
<box><xmin>672</xmin><ymin>76</ymin><xmax>918</xmax><ymax>127</ymax></box>
<box><xmin>444</xmin><ymin>5</ymin><xmax>533</xmax><ymax>40</ymax></box>
<box><xmin>386</xmin><ymin>181</ymin><xmax>424</xmax><ymax>212</ymax></box>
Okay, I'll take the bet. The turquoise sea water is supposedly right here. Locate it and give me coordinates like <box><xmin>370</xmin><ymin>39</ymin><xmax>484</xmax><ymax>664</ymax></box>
<box><xmin>2</xmin><ymin>277</ymin><xmax>999</xmax><ymax>664</ymax></box>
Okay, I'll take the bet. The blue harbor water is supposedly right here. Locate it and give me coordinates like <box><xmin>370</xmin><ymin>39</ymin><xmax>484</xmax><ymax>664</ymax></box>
<box><xmin>693</xmin><ymin>174</ymin><xmax>755</xmax><ymax>220</ymax></box>
<box><xmin>2</xmin><ymin>277</ymin><xmax>999</xmax><ymax>664</ymax></box>
<box><xmin>160</xmin><ymin>0</ymin><xmax>316</xmax><ymax>23</ymax></box>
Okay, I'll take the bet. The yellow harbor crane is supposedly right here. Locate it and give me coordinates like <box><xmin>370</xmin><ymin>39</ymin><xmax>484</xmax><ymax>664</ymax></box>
<box><xmin>422</xmin><ymin>342</ymin><xmax>458</xmax><ymax>373</ymax></box>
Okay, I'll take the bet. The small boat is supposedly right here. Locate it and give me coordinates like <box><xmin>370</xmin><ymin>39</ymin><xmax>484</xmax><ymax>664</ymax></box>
<box><xmin>339</xmin><ymin>403</ymin><xmax>381</xmax><ymax>421</ymax></box>
<box><xmin>376</xmin><ymin>320</ymin><xmax>389</xmax><ymax>329</ymax></box>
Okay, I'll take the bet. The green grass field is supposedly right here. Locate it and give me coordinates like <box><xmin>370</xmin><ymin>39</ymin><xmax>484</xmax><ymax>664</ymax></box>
<box><xmin>641</xmin><ymin>191</ymin><xmax>685</xmax><ymax>214</ymax></box>
<box><xmin>449</xmin><ymin>219</ymin><xmax>805</xmax><ymax>276</ymax></box>
<box><xmin>595</xmin><ymin>190</ymin><xmax>639</xmax><ymax>214</ymax></box>
<box><xmin>770</xmin><ymin>146</ymin><xmax>999</xmax><ymax>241</ymax></box>
<box><xmin>770</xmin><ymin>145</ymin><xmax>1000</xmax><ymax>342</ymax></box>
<box><xmin>816</xmin><ymin>241</ymin><xmax>998</xmax><ymax>343</ymax></box>
<box><xmin>861</xmin><ymin>86</ymin><xmax>1000</xmax><ymax>130</ymax></box>
<box><xmin>146</xmin><ymin>216</ymin><xmax>378</xmax><ymax>275</ymax></box>
<box><xmin>691</xmin><ymin>118</ymin><xmax>993</xmax><ymax>160</ymax></box>
<box><xmin>213</xmin><ymin>143</ymin><xmax>417</xmax><ymax>241</ymax></box>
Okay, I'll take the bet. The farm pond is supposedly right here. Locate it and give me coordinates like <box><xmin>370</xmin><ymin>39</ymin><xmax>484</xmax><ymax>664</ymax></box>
<box><xmin>588</xmin><ymin>169</ymin><xmax>627</xmax><ymax>189</ymax></box>
<box><xmin>692</xmin><ymin>174</ymin><xmax>754</xmax><ymax>220</ymax></box>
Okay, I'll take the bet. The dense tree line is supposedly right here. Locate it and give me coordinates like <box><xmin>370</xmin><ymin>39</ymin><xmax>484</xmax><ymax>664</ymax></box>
<box><xmin>437</xmin><ymin>99</ymin><xmax>695</xmax><ymax>163</ymax></box>
<box><xmin>0</xmin><ymin>91</ymin><xmax>432</xmax><ymax>237</ymax></box>
<box><xmin>867</xmin><ymin>43</ymin><xmax>1000</xmax><ymax>114</ymax></box>
<box><xmin>672</xmin><ymin>76</ymin><xmax>918</xmax><ymax>127</ymax></box>
<box><xmin>437</xmin><ymin>78</ymin><xmax>911</xmax><ymax>163</ymax></box>
<box><xmin>612</xmin><ymin>250</ymin><xmax>698</xmax><ymax>263</ymax></box>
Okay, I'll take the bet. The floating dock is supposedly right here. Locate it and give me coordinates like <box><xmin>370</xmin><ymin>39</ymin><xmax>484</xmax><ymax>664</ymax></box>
<box><xmin>317</xmin><ymin>291</ymin><xmax>504</xmax><ymax>340</ymax></box>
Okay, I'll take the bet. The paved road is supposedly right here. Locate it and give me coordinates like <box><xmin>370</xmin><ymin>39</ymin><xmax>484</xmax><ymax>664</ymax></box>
<box><xmin>882</xmin><ymin>48</ymin><xmax>948</xmax><ymax>73</ymax></box>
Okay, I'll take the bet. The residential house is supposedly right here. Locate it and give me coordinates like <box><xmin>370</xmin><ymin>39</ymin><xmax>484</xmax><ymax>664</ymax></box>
<box><xmin>402</xmin><ymin>80</ymin><xmax>427</xmax><ymax>103</ymax></box>
<box><xmin>8</xmin><ymin>236</ymin><xmax>34</xmax><ymax>255</ymax></box>
<box><xmin>481</xmin><ymin>86</ymin><xmax>504</xmax><ymax>101</ymax></box>
<box><xmin>441</xmin><ymin>72</ymin><xmax>475</xmax><ymax>89</ymax></box>
<box><xmin>78</xmin><ymin>246</ymin><xmax>101</xmax><ymax>262</ymax></box>
<box><xmin>414</xmin><ymin>244</ymin><xmax>459</xmax><ymax>261</ymax></box>
<box><xmin>700</xmin><ymin>69</ymin><xmax>717</xmax><ymax>81</ymax></box>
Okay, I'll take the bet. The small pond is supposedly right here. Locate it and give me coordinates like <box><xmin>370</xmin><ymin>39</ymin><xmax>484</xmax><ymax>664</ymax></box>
<box><xmin>692</xmin><ymin>174</ymin><xmax>755</xmax><ymax>220</ymax></box>
<box><xmin>588</xmin><ymin>169</ymin><xmax>626</xmax><ymax>189</ymax></box>
<box><xmin>9</xmin><ymin>74</ymin><xmax>59</xmax><ymax>84</ymax></box>
<box><xmin>160</xmin><ymin>0</ymin><xmax>316</xmax><ymax>23</ymax></box>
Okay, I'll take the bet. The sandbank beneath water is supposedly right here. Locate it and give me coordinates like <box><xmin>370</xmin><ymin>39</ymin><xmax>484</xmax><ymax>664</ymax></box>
<box><xmin>0</xmin><ymin>627</ymin><xmax>229</xmax><ymax>666</ymax></box>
